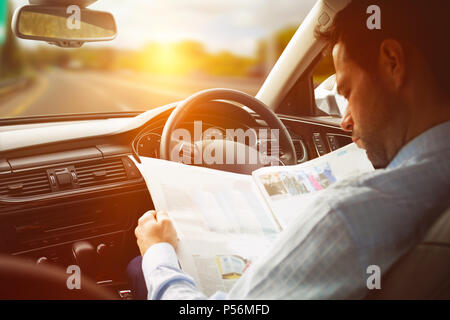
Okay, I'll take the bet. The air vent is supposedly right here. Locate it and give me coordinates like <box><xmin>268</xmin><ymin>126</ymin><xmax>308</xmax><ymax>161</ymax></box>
<box><xmin>74</xmin><ymin>158</ymin><xmax>128</xmax><ymax>188</ymax></box>
<box><xmin>293</xmin><ymin>139</ymin><xmax>308</xmax><ymax>163</ymax></box>
<box><xmin>286</xmin><ymin>127</ymin><xmax>308</xmax><ymax>164</ymax></box>
<box><xmin>267</xmin><ymin>141</ymin><xmax>281</xmax><ymax>158</ymax></box>
<box><xmin>0</xmin><ymin>202</ymin><xmax>8</xmax><ymax>211</ymax></box>
<box><xmin>0</xmin><ymin>170</ymin><xmax>51</xmax><ymax>198</ymax></box>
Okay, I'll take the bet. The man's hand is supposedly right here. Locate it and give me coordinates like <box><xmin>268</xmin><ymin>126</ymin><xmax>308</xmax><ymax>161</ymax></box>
<box><xmin>134</xmin><ymin>210</ymin><xmax>178</xmax><ymax>256</ymax></box>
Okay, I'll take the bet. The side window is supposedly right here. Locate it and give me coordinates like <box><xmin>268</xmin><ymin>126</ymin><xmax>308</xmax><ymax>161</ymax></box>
<box><xmin>312</xmin><ymin>54</ymin><xmax>348</xmax><ymax>117</ymax></box>
<box><xmin>313</xmin><ymin>54</ymin><xmax>335</xmax><ymax>88</ymax></box>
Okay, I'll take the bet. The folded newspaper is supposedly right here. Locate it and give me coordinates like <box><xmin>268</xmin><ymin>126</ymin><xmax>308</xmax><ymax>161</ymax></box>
<box><xmin>132</xmin><ymin>143</ymin><xmax>374</xmax><ymax>296</ymax></box>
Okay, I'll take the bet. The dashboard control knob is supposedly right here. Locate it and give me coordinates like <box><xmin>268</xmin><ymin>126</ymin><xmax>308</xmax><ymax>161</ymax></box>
<box><xmin>72</xmin><ymin>241</ymin><xmax>98</xmax><ymax>278</ymax></box>
<box><xmin>36</xmin><ymin>256</ymin><xmax>49</xmax><ymax>265</ymax></box>
<box><xmin>55</xmin><ymin>168</ymin><xmax>72</xmax><ymax>186</ymax></box>
<box><xmin>96</xmin><ymin>243</ymin><xmax>108</xmax><ymax>256</ymax></box>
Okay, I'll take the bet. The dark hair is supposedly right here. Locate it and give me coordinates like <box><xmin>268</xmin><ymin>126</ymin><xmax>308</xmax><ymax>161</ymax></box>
<box><xmin>316</xmin><ymin>0</ymin><xmax>450</xmax><ymax>100</ymax></box>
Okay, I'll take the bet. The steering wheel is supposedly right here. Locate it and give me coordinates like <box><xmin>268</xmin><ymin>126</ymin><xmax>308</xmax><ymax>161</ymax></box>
<box><xmin>160</xmin><ymin>88</ymin><xmax>297</xmax><ymax>172</ymax></box>
<box><xmin>0</xmin><ymin>255</ymin><xmax>116</xmax><ymax>299</ymax></box>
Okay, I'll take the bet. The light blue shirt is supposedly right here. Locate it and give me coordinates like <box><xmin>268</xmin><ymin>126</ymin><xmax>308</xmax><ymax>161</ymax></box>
<box><xmin>142</xmin><ymin>121</ymin><xmax>450</xmax><ymax>299</ymax></box>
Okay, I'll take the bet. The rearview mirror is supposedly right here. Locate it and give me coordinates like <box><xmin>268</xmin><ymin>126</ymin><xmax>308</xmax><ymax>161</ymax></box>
<box><xmin>12</xmin><ymin>5</ymin><xmax>117</xmax><ymax>47</ymax></box>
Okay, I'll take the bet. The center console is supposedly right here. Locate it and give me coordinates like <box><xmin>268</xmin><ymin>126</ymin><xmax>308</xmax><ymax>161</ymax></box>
<box><xmin>0</xmin><ymin>187</ymin><xmax>152</xmax><ymax>286</ymax></box>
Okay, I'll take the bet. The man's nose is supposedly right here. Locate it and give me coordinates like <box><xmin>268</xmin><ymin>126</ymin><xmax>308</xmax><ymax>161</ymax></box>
<box><xmin>340</xmin><ymin>110</ymin><xmax>353</xmax><ymax>132</ymax></box>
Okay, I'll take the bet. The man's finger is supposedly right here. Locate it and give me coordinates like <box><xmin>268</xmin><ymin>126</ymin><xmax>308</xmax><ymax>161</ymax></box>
<box><xmin>138</xmin><ymin>210</ymin><xmax>156</xmax><ymax>224</ymax></box>
<box><xmin>156</xmin><ymin>211</ymin><xmax>169</xmax><ymax>221</ymax></box>
<box><xmin>134</xmin><ymin>225</ymin><xmax>140</xmax><ymax>238</ymax></box>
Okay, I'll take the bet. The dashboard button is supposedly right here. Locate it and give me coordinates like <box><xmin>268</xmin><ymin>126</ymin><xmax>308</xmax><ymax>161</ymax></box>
<box><xmin>122</xmin><ymin>158</ymin><xmax>140</xmax><ymax>179</ymax></box>
<box><xmin>326</xmin><ymin>134</ymin><xmax>340</xmax><ymax>151</ymax></box>
<box><xmin>313</xmin><ymin>133</ymin><xmax>328</xmax><ymax>156</ymax></box>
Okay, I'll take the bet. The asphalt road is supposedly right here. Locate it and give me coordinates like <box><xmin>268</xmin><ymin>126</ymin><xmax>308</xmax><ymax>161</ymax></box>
<box><xmin>0</xmin><ymin>69</ymin><xmax>264</xmax><ymax>119</ymax></box>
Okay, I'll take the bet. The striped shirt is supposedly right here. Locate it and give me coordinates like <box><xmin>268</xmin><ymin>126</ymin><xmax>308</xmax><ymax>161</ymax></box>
<box><xmin>142</xmin><ymin>121</ymin><xmax>450</xmax><ymax>299</ymax></box>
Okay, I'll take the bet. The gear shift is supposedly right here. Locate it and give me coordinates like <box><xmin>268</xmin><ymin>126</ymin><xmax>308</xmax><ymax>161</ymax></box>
<box><xmin>72</xmin><ymin>241</ymin><xmax>98</xmax><ymax>279</ymax></box>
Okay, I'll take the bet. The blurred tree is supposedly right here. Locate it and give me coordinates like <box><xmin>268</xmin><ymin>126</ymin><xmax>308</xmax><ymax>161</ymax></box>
<box><xmin>0</xmin><ymin>0</ymin><xmax>26</xmax><ymax>79</ymax></box>
<box><xmin>203</xmin><ymin>51</ymin><xmax>254</xmax><ymax>77</ymax></box>
<box><xmin>274</xmin><ymin>26</ymin><xmax>298</xmax><ymax>55</ymax></box>
<box><xmin>0</xmin><ymin>0</ymin><xmax>6</xmax><ymax>46</ymax></box>
<box><xmin>313</xmin><ymin>54</ymin><xmax>335</xmax><ymax>85</ymax></box>
<box><xmin>256</xmin><ymin>24</ymin><xmax>335</xmax><ymax>83</ymax></box>
<box><xmin>256</xmin><ymin>25</ymin><xmax>297</xmax><ymax>73</ymax></box>
<box><xmin>135</xmin><ymin>40</ymin><xmax>253</xmax><ymax>77</ymax></box>
<box><xmin>12</xmin><ymin>21</ymin><xmax>335</xmax><ymax>81</ymax></box>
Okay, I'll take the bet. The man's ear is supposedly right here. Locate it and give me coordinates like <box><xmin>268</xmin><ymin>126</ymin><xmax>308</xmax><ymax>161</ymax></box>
<box><xmin>378</xmin><ymin>39</ymin><xmax>406</xmax><ymax>90</ymax></box>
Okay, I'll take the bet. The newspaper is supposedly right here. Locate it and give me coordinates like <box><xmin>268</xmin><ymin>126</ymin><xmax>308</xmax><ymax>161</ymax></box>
<box><xmin>252</xmin><ymin>143</ymin><xmax>374</xmax><ymax>229</ymax></box>
<box><xmin>132</xmin><ymin>143</ymin><xmax>374</xmax><ymax>296</ymax></box>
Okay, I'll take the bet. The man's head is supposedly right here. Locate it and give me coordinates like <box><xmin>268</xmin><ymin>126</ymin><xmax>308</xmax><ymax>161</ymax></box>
<box><xmin>317</xmin><ymin>0</ymin><xmax>450</xmax><ymax>168</ymax></box>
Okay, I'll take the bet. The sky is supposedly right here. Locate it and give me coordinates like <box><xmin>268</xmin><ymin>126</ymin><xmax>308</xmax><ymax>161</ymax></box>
<box><xmin>11</xmin><ymin>0</ymin><xmax>317</xmax><ymax>56</ymax></box>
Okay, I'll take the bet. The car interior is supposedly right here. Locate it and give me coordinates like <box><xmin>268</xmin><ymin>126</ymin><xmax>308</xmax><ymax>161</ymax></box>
<box><xmin>0</xmin><ymin>0</ymin><xmax>448</xmax><ymax>299</ymax></box>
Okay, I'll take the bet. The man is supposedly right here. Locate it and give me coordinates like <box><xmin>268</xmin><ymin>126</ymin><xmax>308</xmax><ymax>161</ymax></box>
<box><xmin>130</xmin><ymin>0</ymin><xmax>450</xmax><ymax>299</ymax></box>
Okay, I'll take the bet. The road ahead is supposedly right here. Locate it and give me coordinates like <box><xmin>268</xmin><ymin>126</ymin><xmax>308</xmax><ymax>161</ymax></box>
<box><xmin>0</xmin><ymin>69</ymin><xmax>264</xmax><ymax>119</ymax></box>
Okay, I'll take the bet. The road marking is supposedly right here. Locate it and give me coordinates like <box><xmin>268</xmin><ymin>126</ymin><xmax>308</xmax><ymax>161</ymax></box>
<box><xmin>65</xmin><ymin>74</ymin><xmax>130</xmax><ymax>111</ymax></box>
<box><xmin>89</xmin><ymin>85</ymin><xmax>130</xmax><ymax>111</ymax></box>
<box><xmin>5</xmin><ymin>75</ymin><xmax>49</xmax><ymax>118</ymax></box>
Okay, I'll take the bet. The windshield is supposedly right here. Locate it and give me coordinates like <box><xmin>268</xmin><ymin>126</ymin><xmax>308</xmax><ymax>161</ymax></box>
<box><xmin>0</xmin><ymin>0</ymin><xmax>318</xmax><ymax>120</ymax></box>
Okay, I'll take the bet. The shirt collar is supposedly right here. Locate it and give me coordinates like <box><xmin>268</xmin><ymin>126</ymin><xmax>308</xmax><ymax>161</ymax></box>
<box><xmin>387</xmin><ymin>120</ymin><xmax>450</xmax><ymax>169</ymax></box>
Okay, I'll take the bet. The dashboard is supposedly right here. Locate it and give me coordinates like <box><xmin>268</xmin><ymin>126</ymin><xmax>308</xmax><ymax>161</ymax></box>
<box><xmin>0</xmin><ymin>102</ymin><xmax>352</xmax><ymax>293</ymax></box>
<box><xmin>134</xmin><ymin>120</ymin><xmax>228</xmax><ymax>159</ymax></box>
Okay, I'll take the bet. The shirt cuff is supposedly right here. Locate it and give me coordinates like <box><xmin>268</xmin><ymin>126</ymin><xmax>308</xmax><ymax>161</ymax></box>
<box><xmin>142</xmin><ymin>242</ymin><xmax>180</xmax><ymax>278</ymax></box>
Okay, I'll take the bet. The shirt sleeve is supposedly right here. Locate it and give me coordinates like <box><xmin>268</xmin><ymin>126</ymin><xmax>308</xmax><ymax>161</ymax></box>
<box><xmin>227</xmin><ymin>199</ymin><xmax>368</xmax><ymax>299</ymax></box>
<box><xmin>142</xmin><ymin>192</ymin><xmax>370</xmax><ymax>300</ymax></box>
<box><xmin>142</xmin><ymin>242</ymin><xmax>226</xmax><ymax>300</ymax></box>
